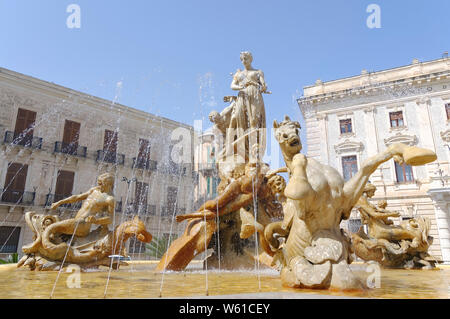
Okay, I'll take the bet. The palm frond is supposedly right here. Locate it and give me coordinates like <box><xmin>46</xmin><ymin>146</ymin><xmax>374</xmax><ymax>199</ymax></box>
<box><xmin>145</xmin><ymin>235</ymin><xmax>177</xmax><ymax>259</ymax></box>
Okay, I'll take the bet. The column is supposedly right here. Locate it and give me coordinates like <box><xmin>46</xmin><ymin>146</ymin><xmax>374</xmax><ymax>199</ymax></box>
<box><xmin>429</xmin><ymin>190</ymin><xmax>450</xmax><ymax>264</ymax></box>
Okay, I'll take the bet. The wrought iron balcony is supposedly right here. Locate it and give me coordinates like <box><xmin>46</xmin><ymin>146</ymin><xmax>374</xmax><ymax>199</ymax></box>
<box><xmin>132</xmin><ymin>157</ymin><xmax>158</xmax><ymax>171</ymax></box>
<box><xmin>54</xmin><ymin>141</ymin><xmax>87</xmax><ymax>158</ymax></box>
<box><xmin>162</xmin><ymin>163</ymin><xmax>187</xmax><ymax>176</ymax></box>
<box><xmin>124</xmin><ymin>201</ymin><xmax>156</xmax><ymax>216</ymax></box>
<box><xmin>96</xmin><ymin>150</ymin><xmax>125</xmax><ymax>165</ymax></box>
<box><xmin>3</xmin><ymin>131</ymin><xmax>42</xmax><ymax>149</ymax></box>
<box><xmin>198</xmin><ymin>162</ymin><xmax>216</xmax><ymax>171</ymax></box>
<box><xmin>160</xmin><ymin>205</ymin><xmax>185</xmax><ymax>217</ymax></box>
<box><xmin>44</xmin><ymin>193</ymin><xmax>82</xmax><ymax>210</ymax></box>
<box><xmin>0</xmin><ymin>189</ymin><xmax>35</xmax><ymax>206</ymax></box>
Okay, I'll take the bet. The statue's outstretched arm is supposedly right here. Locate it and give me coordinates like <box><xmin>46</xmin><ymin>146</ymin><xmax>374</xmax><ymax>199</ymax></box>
<box><xmin>378</xmin><ymin>208</ymin><xmax>400</xmax><ymax>217</ymax></box>
<box><xmin>266</xmin><ymin>167</ymin><xmax>288</xmax><ymax>177</ymax></box>
<box><xmin>343</xmin><ymin>143</ymin><xmax>436</xmax><ymax>210</ymax></box>
<box><xmin>360</xmin><ymin>202</ymin><xmax>393</xmax><ymax>220</ymax></box>
<box><xmin>51</xmin><ymin>189</ymin><xmax>92</xmax><ymax>209</ymax></box>
<box><xmin>221</xmin><ymin>103</ymin><xmax>234</xmax><ymax>117</ymax></box>
<box><xmin>176</xmin><ymin>210</ymin><xmax>216</xmax><ymax>222</ymax></box>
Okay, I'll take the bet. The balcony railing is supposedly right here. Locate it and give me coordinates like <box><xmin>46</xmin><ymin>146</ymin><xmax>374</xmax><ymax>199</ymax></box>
<box><xmin>198</xmin><ymin>162</ymin><xmax>216</xmax><ymax>172</ymax></box>
<box><xmin>160</xmin><ymin>205</ymin><xmax>185</xmax><ymax>217</ymax></box>
<box><xmin>54</xmin><ymin>141</ymin><xmax>87</xmax><ymax>158</ymax></box>
<box><xmin>44</xmin><ymin>193</ymin><xmax>82</xmax><ymax>210</ymax></box>
<box><xmin>96</xmin><ymin>150</ymin><xmax>125</xmax><ymax>165</ymax></box>
<box><xmin>0</xmin><ymin>189</ymin><xmax>35</xmax><ymax>206</ymax></box>
<box><xmin>3</xmin><ymin>131</ymin><xmax>42</xmax><ymax>149</ymax></box>
<box><xmin>132</xmin><ymin>157</ymin><xmax>158</xmax><ymax>171</ymax></box>
<box><xmin>162</xmin><ymin>163</ymin><xmax>187</xmax><ymax>176</ymax></box>
<box><xmin>124</xmin><ymin>202</ymin><xmax>156</xmax><ymax>216</ymax></box>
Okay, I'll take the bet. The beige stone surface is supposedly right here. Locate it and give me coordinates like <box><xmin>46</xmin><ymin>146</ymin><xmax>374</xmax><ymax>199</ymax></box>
<box><xmin>0</xmin><ymin>67</ymin><xmax>196</xmax><ymax>260</ymax></box>
<box><xmin>297</xmin><ymin>57</ymin><xmax>450</xmax><ymax>263</ymax></box>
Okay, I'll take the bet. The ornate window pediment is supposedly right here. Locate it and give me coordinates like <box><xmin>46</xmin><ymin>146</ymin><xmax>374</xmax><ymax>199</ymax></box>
<box><xmin>440</xmin><ymin>129</ymin><xmax>450</xmax><ymax>142</ymax></box>
<box><xmin>384</xmin><ymin>132</ymin><xmax>418</xmax><ymax>146</ymax></box>
<box><xmin>334</xmin><ymin>139</ymin><xmax>364</xmax><ymax>154</ymax></box>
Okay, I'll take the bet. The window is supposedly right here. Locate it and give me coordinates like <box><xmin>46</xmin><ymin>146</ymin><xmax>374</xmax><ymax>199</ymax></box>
<box><xmin>103</xmin><ymin>129</ymin><xmax>118</xmax><ymax>162</ymax></box>
<box><xmin>104</xmin><ymin>130</ymin><xmax>118</xmax><ymax>152</ymax></box>
<box><xmin>2</xmin><ymin>163</ymin><xmax>28</xmax><ymax>203</ymax></box>
<box><xmin>395</xmin><ymin>161</ymin><xmax>414</xmax><ymax>183</ymax></box>
<box><xmin>54</xmin><ymin>170</ymin><xmax>75</xmax><ymax>202</ymax></box>
<box><xmin>212</xmin><ymin>177</ymin><xmax>218</xmax><ymax>197</ymax></box>
<box><xmin>339</xmin><ymin>119</ymin><xmax>352</xmax><ymax>134</ymax></box>
<box><xmin>135</xmin><ymin>181</ymin><xmax>149</xmax><ymax>213</ymax></box>
<box><xmin>62</xmin><ymin>120</ymin><xmax>80</xmax><ymax>154</ymax></box>
<box><xmin>166</xmin><ymin>186</ymin><xmax>178</xmax><ymax>214</ymax></box>
<box><xmin>0</xmin><ymin>226</ymin><xmax>21</xmax><ymax>253</ymax></box>
<box><xmin>389</xmin><ymin>111</ymin><xmax>404</xmax><ymax>128</ymax></box>
<box><xmin>342</xmin><ymin>156</ymin><xmax>358</xmax><ymax>181</ymax></box>
<box><xmin>14</xmin><ymin>108</ymin><xmax>37</xmax><ymax>146</ymax></box>
<box><xmin>446</xmin><ymin>104</ymin><xmax>450</xmax><ymax>120</ymax></box>
<box><xmin>138</xmin><ymin>139</ymin><xmax>151</xmax><ymax>162</ymax></box>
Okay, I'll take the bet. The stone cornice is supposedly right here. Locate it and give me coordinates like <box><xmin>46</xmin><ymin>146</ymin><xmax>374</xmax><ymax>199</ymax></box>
<box><xmin>0</xmin><ymin>67</ymin><xmax>193</xmax><ymax>131</ymax></box>
<box><xmin>298</xmin><ymin>70</ymin><xmax>449</xmax><ymax>108</ymax></box>
<box><xmin>302</xmin><ymin>57</ymin><xmax>449</xmax><ymax>95</ymax></box>
<box><xmin>300</xmin><ymin>88</ymin><xmax>450</xmax><ymax>119</ymax></box>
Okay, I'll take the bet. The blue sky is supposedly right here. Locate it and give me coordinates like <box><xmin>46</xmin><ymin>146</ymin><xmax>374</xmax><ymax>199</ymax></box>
<box><xmin>1</xmin><ymin>0</ymin><xmax>449</xmax><ymax>149</ymax></box>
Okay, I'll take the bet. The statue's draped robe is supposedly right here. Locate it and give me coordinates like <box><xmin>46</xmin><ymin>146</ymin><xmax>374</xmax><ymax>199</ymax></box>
<box><xmin>225</xmin><ymin>70</ymin><xmax>267</xmax><ymax>161</ymax></box>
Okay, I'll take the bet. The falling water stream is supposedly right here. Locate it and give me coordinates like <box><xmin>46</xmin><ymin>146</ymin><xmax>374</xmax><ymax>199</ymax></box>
<box><xmin>2</xmin><ymin>66</ymin><xmax>449</xmax><ymax>300</ymax></box>
<box><xmin>0</xmin><ymin>99</ymin><xmax>76</xmax><ymax>254</ymax></box>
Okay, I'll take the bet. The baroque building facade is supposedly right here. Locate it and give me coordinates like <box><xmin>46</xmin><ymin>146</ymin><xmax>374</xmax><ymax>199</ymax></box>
<box><xmin>297</xmin><ymin>56</ymin><xmax>450</xmax><ymax>264</ymax></box>
<box><xmin>0</xmin><ymin>67</ymin><xmax>195</xmax><ymax>260</ymax></box>
<box><xmin>193</xmin><ymin>127</ymin><xmax>220</xmax><ymax>209</ymax></box>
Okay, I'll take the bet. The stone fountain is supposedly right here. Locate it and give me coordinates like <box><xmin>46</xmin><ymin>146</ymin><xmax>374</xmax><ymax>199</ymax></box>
<box><xmin>154</xmin><ymin>52</ymin><xmax>439</xmax><ymax>290</ymax></box>
<box><xmin>17</xmin><ymin>173</ymin><xmax>152</xmax><ymax>271</ymax></box>
<box><xmin>352</xmin><ymin>183</ymin><xmax>440</xmax><ymax>269</ymax></box>
<box><xmin>15</xmin><ymin>52</ymin><xmax>440</xmax><ymax>294</ymax></box>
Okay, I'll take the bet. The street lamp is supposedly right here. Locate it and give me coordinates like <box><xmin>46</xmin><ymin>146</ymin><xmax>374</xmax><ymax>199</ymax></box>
<box><xmin>122</xmin><ymin>176</ymin><xmax>137</xmax><ymax>187</ymax></box>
